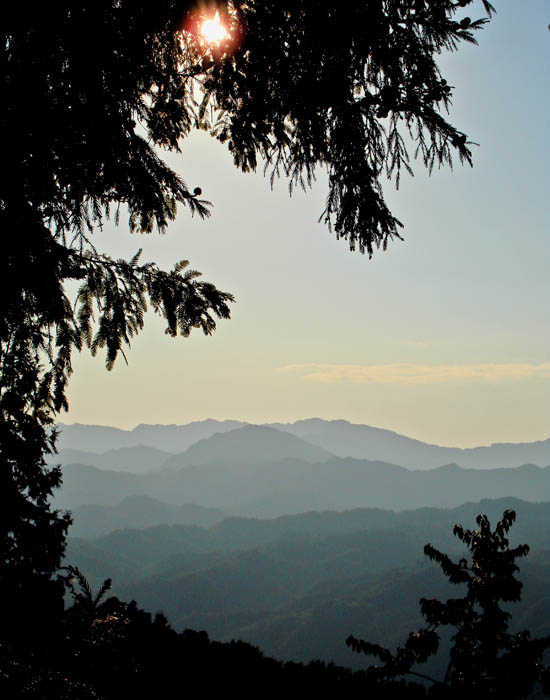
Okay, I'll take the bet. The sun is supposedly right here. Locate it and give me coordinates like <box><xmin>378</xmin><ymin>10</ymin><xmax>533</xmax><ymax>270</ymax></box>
<box><xmin>200</xmin><ymin>11</ymin><xmax>229</xmax><ymax>44</ymax></box>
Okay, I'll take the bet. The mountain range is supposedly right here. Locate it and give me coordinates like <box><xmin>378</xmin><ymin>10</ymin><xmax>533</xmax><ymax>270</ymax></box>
<box><xmin>56</xmin><ymin>418</ymin><xmax>550</xmax><ymax>470</ymax></box>
<box><xmin>58</xmin><ymin>458</ymin><xmax>550</xmax><ymax>529</ymax></box>
<box><xmin>51</xmin><ymin>418</ymin><xmax>550</xmax><ymax>676</ymax></box>
<box><xmin>65</xmin><ymin>497</ymin><xmax>550</xmax><ymax>670</ymax></box>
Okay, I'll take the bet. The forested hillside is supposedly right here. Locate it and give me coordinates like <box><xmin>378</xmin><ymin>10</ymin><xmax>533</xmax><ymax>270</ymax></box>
<box><xmin>64</xmin><ymin>498</ymin><xmax>550</xmax><ymax>671</ymax></box>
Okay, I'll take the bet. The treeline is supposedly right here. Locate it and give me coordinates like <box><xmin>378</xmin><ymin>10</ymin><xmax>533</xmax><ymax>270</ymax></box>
<box><xmin>1</xmin><ymin>576</ymin><xmax>424</xmax><ymax>699</ymax></box>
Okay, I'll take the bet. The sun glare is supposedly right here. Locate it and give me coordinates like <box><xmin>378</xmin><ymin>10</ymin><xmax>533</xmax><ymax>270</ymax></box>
<box><xmin>200</xmin><ymin>11</ymin><xmax>229</xmax><ymax>44</ymax></box>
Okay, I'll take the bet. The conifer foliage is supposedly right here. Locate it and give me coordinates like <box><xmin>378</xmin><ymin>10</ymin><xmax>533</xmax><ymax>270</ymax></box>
<box><xmin>1</xmin><ymin>1</ymin><xmax>234</xmax><ymax>609</ymax></box>
<box><xmin>194</xmin><ymin>0</ymin><xmax>495</xmax><ymax>255</ymax></box>
<box><xmin>347</xmin><ymin>510</ymin><xmax>550</xmax><ymax>698</ymax></box>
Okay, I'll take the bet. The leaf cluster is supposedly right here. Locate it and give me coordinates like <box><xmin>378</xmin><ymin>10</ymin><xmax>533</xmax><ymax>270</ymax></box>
<box><xmin>0</xmin><ymin>216</ymin><xmax>233</xmax><ymax>589</ymax></box>
<box><xmin>2</xmin><ymin>1</ymin><xmax>211</xmax><ymax>240</ymax></box>
<box><xmin>192</xmin><ymin>0</ymin><xmax>495</xmax><ymax>255</ymax></box>
<box><xmin>75</xmin><ymin>250</ymin><xmax>233</xmax><ymax>371</ymax></box>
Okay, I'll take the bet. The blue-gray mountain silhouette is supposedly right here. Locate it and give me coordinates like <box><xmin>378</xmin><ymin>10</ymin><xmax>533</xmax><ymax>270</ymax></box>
<box><xmin>56</xmin><ymin>419</ymin><xmax>550</xmax><ymax>469</ymax></box>
<box><xmin>162</xmin><ymin>425</ymin><xmax>333</xmax><ymax>469</ymax></box>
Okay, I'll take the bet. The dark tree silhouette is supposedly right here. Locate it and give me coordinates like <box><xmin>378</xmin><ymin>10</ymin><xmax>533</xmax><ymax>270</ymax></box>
<box><xmin>347</xmin><ymin>510</ymin><xmax>550</xmax><ymax>698</ymax></box>
<box><xmin>1</xmin><ymin>0</ymin><xmax>496</xmax><ymax>641</ymax></box>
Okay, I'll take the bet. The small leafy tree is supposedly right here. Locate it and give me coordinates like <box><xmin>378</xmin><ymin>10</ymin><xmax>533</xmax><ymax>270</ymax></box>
<box><xmin>347</xmin><ymin>510</ymin><xmax>550</xmax><ymax>698</ymax></box>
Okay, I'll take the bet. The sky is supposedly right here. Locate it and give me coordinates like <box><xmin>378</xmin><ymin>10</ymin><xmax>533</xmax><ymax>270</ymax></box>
<box><xmin>64</xmin><ymin>0</ymin><xmax>549</xmax><ymax>448</ymax></box>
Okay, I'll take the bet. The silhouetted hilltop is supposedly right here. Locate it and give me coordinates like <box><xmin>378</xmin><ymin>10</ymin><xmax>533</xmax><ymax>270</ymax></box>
<box><xmin>271</xmin><ymin>418</ymin><xmax>550</xmax><ymax>469</ymax></box>
<box><xmin>163</xmin><ymin>424</ymin><xmax>333</xmax><ymax>469</ymax></box>
<box><xmin>56</xmin><ymin>419</ymin><xmax>246</xmax><ymax>453</ymax></box>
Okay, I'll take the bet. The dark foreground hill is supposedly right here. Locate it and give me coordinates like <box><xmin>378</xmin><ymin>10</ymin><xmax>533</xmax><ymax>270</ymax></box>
<box><xmin>4</xmin><ymin>600</ymin><xmax>380</xmax><ymax>698</ymax></box>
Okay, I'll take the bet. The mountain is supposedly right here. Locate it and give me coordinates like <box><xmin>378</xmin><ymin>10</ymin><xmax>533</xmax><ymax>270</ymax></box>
<box><xmin>56</xmin><ymin>423</ymin><xmax>135</xmax><ymax>452</ymax></box>
<box><xmin>56</xmin><ymin>419</ymin><xmax>550</xmax><ymax>470</ymax></box>
<box><xmin>67</xmin><ymin>498</ymin><xmax>550</xmax><ymax>576</ymax></box>
<box><xmin>270</xmin><ymin>418</ymin><xmax>550</xmax><ymax>469</ymax></box>
<box><xmin>65</xmin><ymin>498</ymin><xmax>550</xmax><ymax>670</ymax></box>
<box><xmin>56</xmin><ymin>419</ymin><xmax>246</xmax><ymax>453</ymax></box>
<box><xmin>69</xmin><ymin>495</ymin><xmax>225</xmax><ymax>538</ymax></box>
<box><xmin>54</xmin><ymin>446</ymin><xmax>172</xmax><ymax>473</ymax></box>
<box><xmin>56</xmin><ymin>463</ymin><xmax>141</xmax><ymax>509</ymax></box>
<box><xmin>162</xmin><ymin>425</ymin><xmax>333</xmax><ymax>470</ymax></box>
<box><xmin>56</xmin><ymin>458</ymin><xmax>550</xmax><ymax>517</ymax></box>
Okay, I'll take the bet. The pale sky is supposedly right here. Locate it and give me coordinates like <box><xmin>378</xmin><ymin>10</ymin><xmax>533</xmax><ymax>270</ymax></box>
<box><xmin>64</xmin><ymin>0</ymin><xmax>549</xmax><ymax>448</ymax></box>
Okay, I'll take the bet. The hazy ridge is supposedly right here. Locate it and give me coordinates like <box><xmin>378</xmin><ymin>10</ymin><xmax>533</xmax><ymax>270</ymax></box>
<box><xmin>57</xmin><ymin>457</ymin><xmax>550</xmax><ymax>518</ymax></box>
<box><xmin>56</xmin><ymin>419</ymin><xmax>550</xmax><ymax>470</ymax></box>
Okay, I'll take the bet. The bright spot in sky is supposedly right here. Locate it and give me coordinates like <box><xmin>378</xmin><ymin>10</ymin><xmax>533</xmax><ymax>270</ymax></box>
<box><xmin>200</xmin><ymin>12</ymin><xmax>228</xmax><ymax>44</ymax></box>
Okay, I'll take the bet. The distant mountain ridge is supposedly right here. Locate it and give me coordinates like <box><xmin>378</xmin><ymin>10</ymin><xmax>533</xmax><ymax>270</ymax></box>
<box><xmin>163</xmin><ymin>425</ymin><xmax>333</xmax><ymax>470</ymax></box>
<box><xmin>272</xmin><ymin>418</ymin><xmax>550</xmax><ymax>469</ymax></box>
<box><xmin>57</xmin><ymin>418</ymin><xmax>550</xmax><ymax>470</ymax></box>
<box><xmin>56</xmin><ymin>419</ymin><xmax>247</xmax><ymax>454</ymax></box>
<box><xmin>70</xmin><ymin>496</ymin><xmax>224</xmax><ymax>538</ymax></box>
<box><xmin>56</xmin><ymin>457</ymin><xmax>550</xmax><ymax>519</ymax></box>
<box><xmin>68</xmin><ymin>496</ymin><xmax>550</xmax><ymax>579</ymax></box>
<box><xmin>55</xmin><ymin>446</ymin><xmax>172</xmax><ymax>474</ymax></box>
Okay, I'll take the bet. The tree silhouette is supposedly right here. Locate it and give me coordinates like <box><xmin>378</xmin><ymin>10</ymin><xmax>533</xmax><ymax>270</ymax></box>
<box><xmin>347</xmin><ymin>510</ymin><xmax>550</xmax><ymax>698</ymax></box>
<box><xmin>1</xmin><ymin>0</ymin><xmax>496</xmax><ymax>636</ymax></box>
